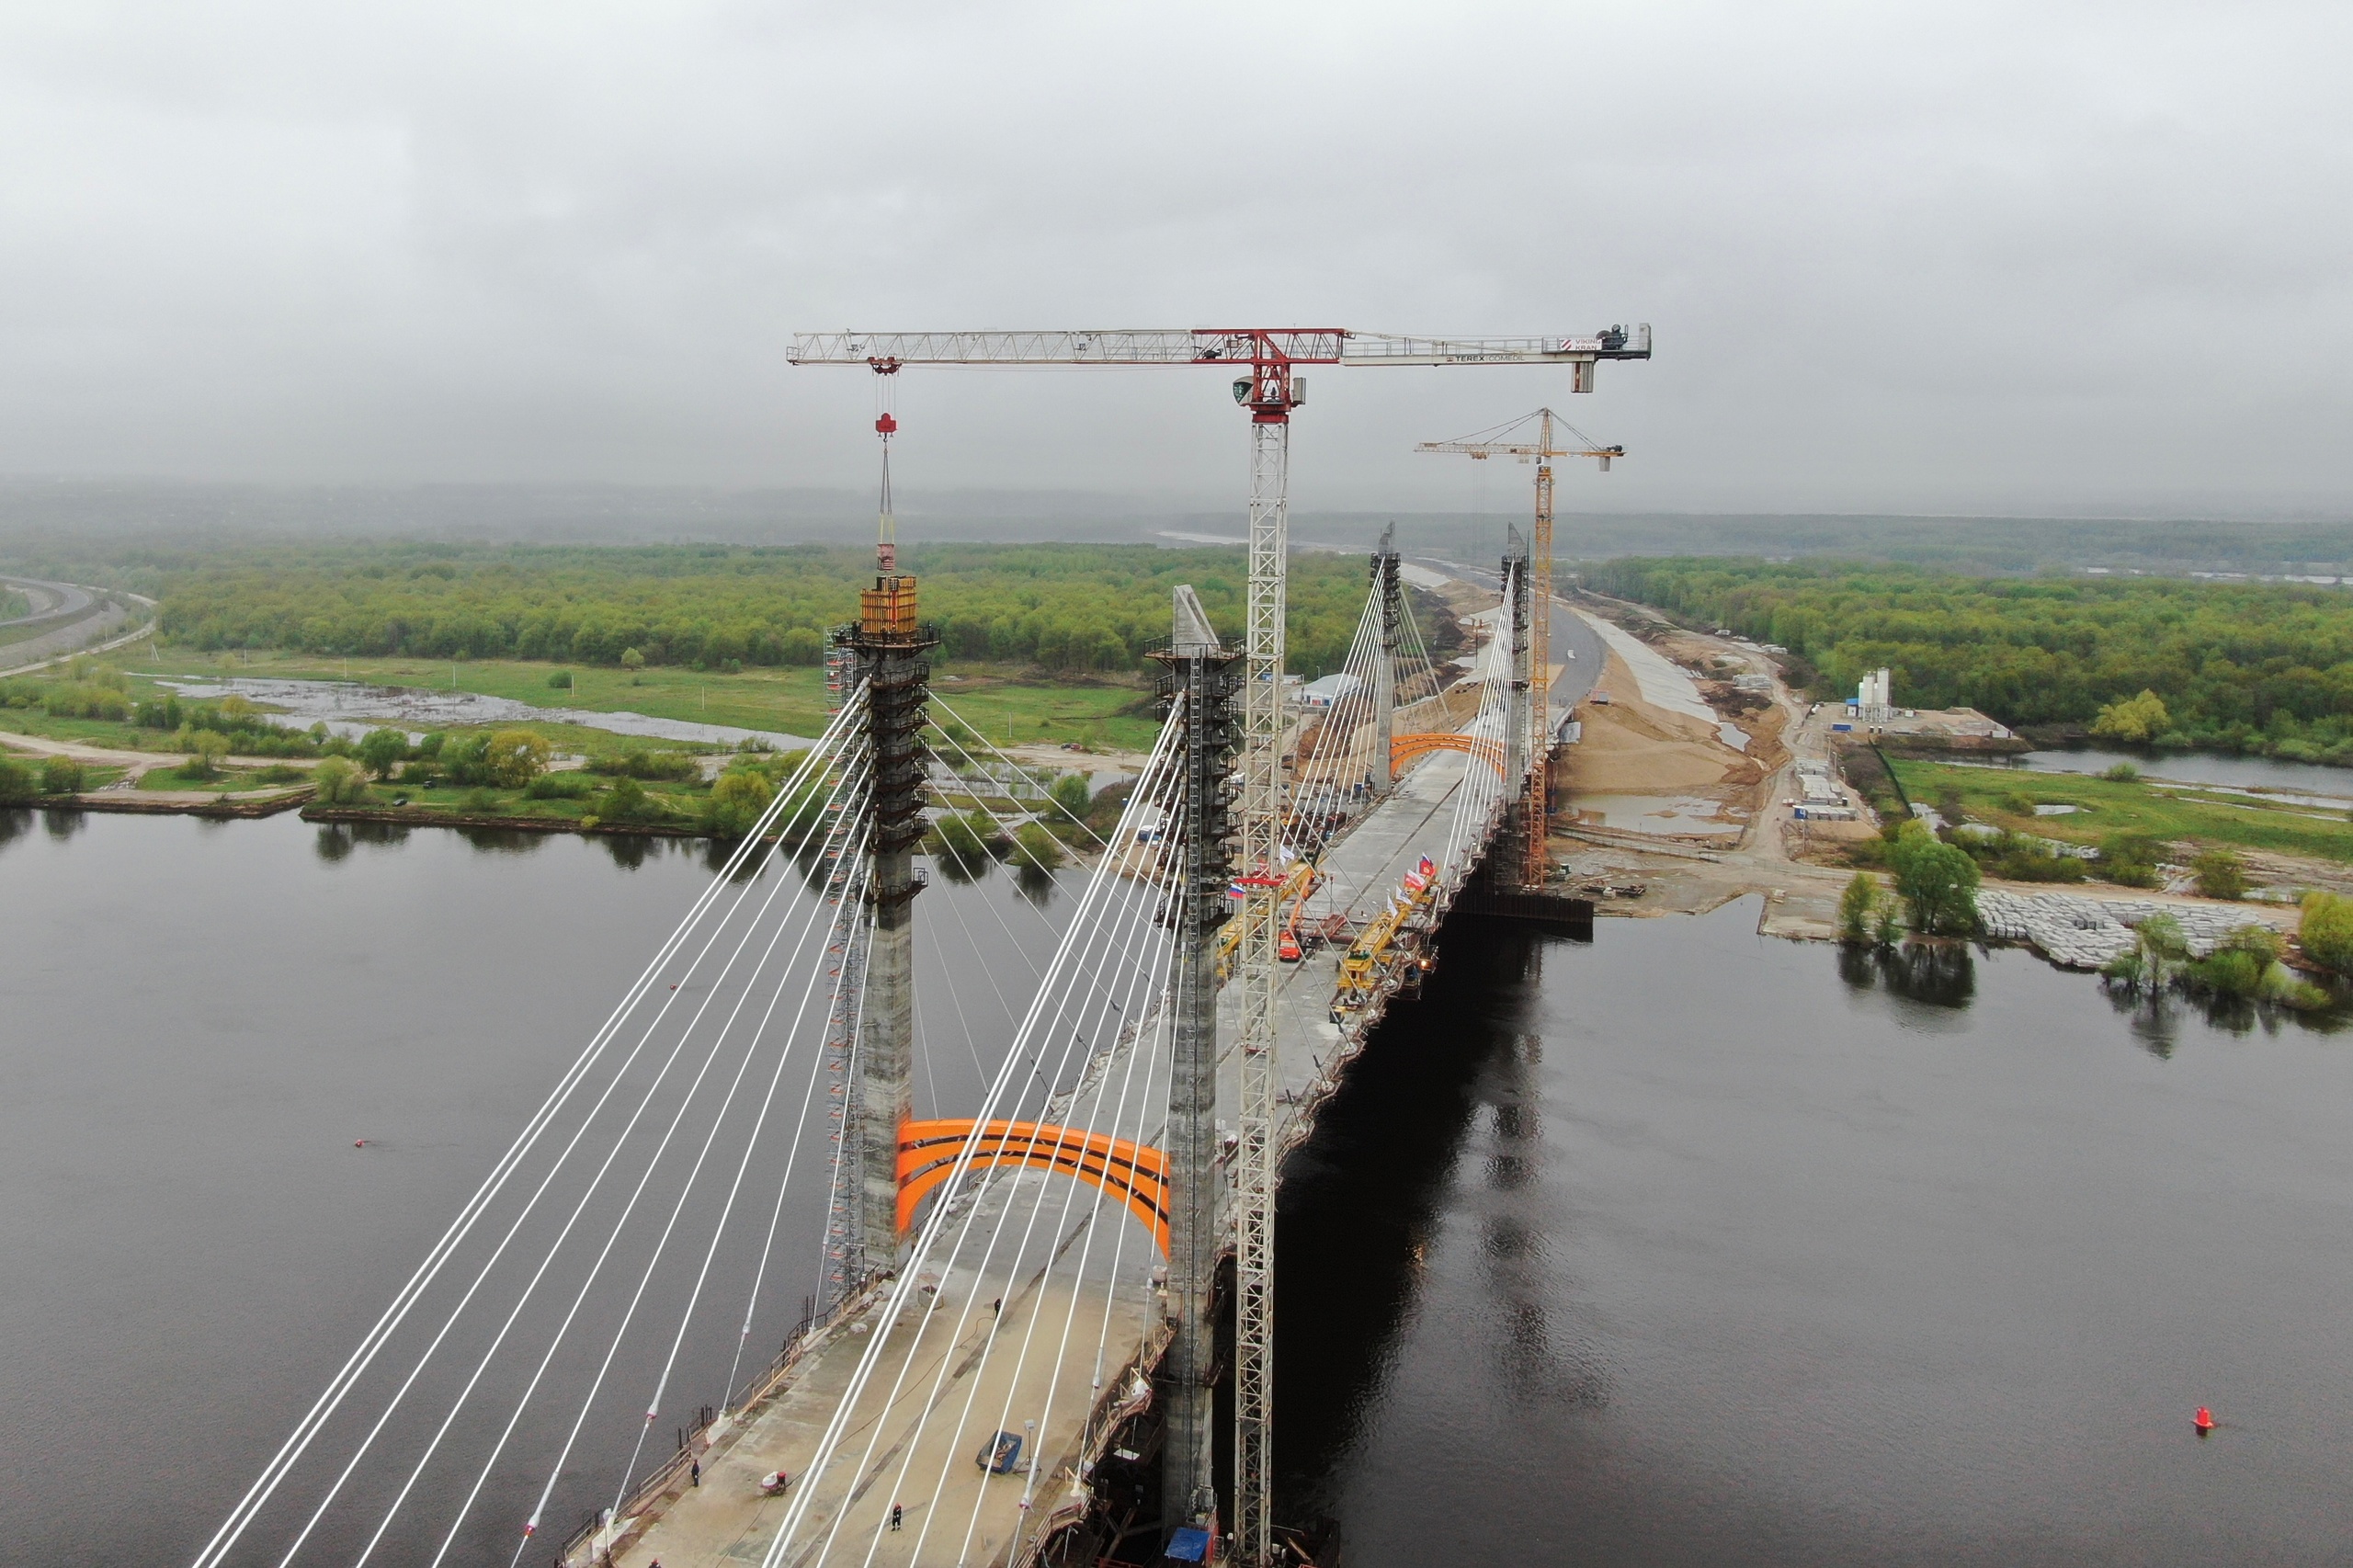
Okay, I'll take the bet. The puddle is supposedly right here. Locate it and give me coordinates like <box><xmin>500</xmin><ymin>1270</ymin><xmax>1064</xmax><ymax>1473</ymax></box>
<box><xmin>145</xmin><ymin>676</ymin><xmax>819</xmax><ymax>751</ymax></box>
<box><xmin>1716</xmin><ymin>722</ymin><xmax>1750</xmax><ymax>752</ymax></box>
<box><xmin>1571</xmin><ymin>794</ymin><xmax>1746</xmax><ymax>837</ymax></box>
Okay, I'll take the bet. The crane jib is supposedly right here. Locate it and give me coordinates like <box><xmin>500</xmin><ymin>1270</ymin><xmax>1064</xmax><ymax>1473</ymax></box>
<box><xmin>784</xmin><ymin>324</ymin><xmax>1651</xmax><ymax>368</ymax></box>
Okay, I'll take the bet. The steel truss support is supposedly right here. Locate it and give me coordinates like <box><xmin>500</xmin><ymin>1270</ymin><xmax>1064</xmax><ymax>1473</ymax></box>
<box><xmin>1150</xmin><ymin>591</ymin><xmax>1240</xmax><ymax>1539</ymax></box>
<box><xmin>1526</xmin><ymin>449</ymin><xmax>1555</xmax><ymax>884</ymax></box>
<box><xmin>1233</xmin><ymin>410</ymin><xmax>1288</xmax><ymax>1565</ymax></box>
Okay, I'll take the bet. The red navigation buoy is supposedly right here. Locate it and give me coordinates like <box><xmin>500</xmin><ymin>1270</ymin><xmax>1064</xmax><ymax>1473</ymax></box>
<box><xmin>2194</xmin><ymin>1406</ymin><xmax>2215</xmax><ymax>1435</ymax></box>
<box><xmin>355</xmin><ymin>1139</ymin><xmax>367</xmax><ymax>1148</ymax></box>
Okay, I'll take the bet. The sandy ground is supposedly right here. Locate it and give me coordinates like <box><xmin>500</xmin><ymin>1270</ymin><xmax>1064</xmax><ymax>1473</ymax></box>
<box><xmin>1543</xmin><ymin>600</ymin><xmax>2309</xmax><ymax>949</ymax></box>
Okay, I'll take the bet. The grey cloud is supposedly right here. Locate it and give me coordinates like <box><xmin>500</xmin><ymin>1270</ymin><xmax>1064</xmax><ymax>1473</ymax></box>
<box><xmin>0</xmin><ymin>0</ymin><xmax>2347</xmax><ymax>517</ymax></box>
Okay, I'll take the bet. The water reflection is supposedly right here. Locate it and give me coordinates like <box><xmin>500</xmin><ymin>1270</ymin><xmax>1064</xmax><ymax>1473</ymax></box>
<box><xmin>42</xmin><ymin>807</ymin><xmax>84</xmax><ymax>841</ymax></box>
<box><xmin>0</xmin><ymin>806</ymin><xmax>31</xmax><ymax>852</ymax></box>
<box><xmin>931</xmin><ymin>846</ymin><xmax>991</xmax><ymax>885</ymax></box>
<box><xmin>600</xmin><ymin>832</ymin><xmax>655</xmax><ymax>870</ymax></box>
<box><xmin>314</xmin><ymin>823</ymin><xmax>411</xmax><ymax>862</ymax></box>
<box><xmin>456</xmin><ymin>825</ymin><xmax>549</xmax><ymax>856</ymax></box>
<box><xmin>1836</xmin><ymin>938</ymin><xmax>1975</xmax><ymax>1007</ymax></box>
<box><xmin>1014</xmin><ymin>863</ymin><xmax>1058</xmax><ymax>907</ymax></box>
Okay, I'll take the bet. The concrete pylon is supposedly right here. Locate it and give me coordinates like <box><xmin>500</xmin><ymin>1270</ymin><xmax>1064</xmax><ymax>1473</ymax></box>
<box><xmin>1151</xmin><ymin>585</ymin><xmax>1239</xmax><ymax>1537</ymax></box>
<box><xmin>853</xmin><ymin>569</ymin><xmax>937</xmax><ymax>1275</ymax></box>
<box><xmin>1371</xmin><ymin>524</ymin><xmax>1401</xmax><ymax>797</ymax></box>
<box><xmin>1500</xmin><ymin>526</ymin><xmax>1533</xmax><ymax>880</ymax></box>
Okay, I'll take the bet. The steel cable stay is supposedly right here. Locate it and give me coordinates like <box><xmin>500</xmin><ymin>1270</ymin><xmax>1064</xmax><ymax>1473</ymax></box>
<box><xmin>725</xmin><ymin>843</ymin><xmax>879</xmax><ymax>1407</ymax></box>
<box><xmin>192</xmin><ymin>696</ymin><xmax>869</xmax><ymax>1568</ymax></box>
<box><xmin>776</xmin><ymin>724</ymin><xmax>1176</xmax><ymax>1562</ymax></box>
<box><xmin>597</xmin><ymin>787</ymin><xmax>884</xmax><ymax>1520</ymax></box>
<box><xmin>438</xmin><ymin>788</ymin><xmax>881</xmax><ymax>1568</ymax></box>
<box><xmin>1289</xmin><ymin>590</ymin><xmax>1381</xmax><ymax>820</ymax></box>
<box><xmin>866</xmin><ymin>790</ymin><xmax>1185</xmax><ymax>1568</ymax></box>
<box><xmin>834</xmin><ymin>832</ymin><xmax>1181</xmax><ymax>1568</ymax></box>
<box><xmin>332</xmin><ymin>769</ymin><xmax>878</xmax><ymax>1568</ymax></box>
<box><xmin>813</xmin><ymin>747</ymin><xmax>1188</xmax><ymax>1568</ymax></box>
<box><xmin>912</xmin><ymin>895</ymin><xmax>1180</xmax><ymax>1568</ymax></box>
<box><xmin>754</xmin><ymin>714</ymin><xmax>1185</xmax><ymax>1568</ymax></box>
<box><xmin>925</xmin><ymin>691</ymin><xmax>1119</xmax><ymax>855</ymax></box>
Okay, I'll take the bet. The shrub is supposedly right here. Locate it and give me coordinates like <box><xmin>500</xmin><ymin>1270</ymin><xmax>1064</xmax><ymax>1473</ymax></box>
<box><xmin>313</xmin><ymin>756</ymin><xmax>369</xmax><ymax>804</ymax></box>
<box><xmin>2091</xmin><ymin>689</ymin><xmax>2169</xmax><ymax>744</ymax></box>
<box><xmin>597</xmin><ymin>776</ymin><xmax>663</xmax><ymax>824</ymax></box>
<box><xmin>481</xmin><ymin>730</ymin><xmax>550</xmax><ymax>788</ymax></box>
<box><xmin>2190</xmin><ymin>847</ymin><xmax>2248</xmax><ymax>900</ymax></box>
<box><xmin>1888</xmin><ymin>821</ymin><xmax>1980</xmax><ymax>935</ymax></box>
<box><xmin>2101</xmin><ymin>762</ymin><xmax>2140</xmax><ymax>782</ymax></box>
<box><xmin>700</xmin><ymin>769</ymin><xmax>775</xmax><ymax>837</ymax></box>
<box><xmin>620</xmin><ymin>647</ymin><xmax>646</xmax><ymax>670</ymax></box>
<box><xmin>1837</xmin><ymin>872</ymin><xmax>1882</xmax><ymax>944</ymax></box>
<box><xmin>2298</xmin><ymin>892</ymin><xmax>2353</xmax><ymax>975</ymax></box>
<box><xmin>40</xmin><ymin>756</ymin><xmax>85</xmax><ymax>794</ymax></box>
<box><xmin>2097</xmin><ymin>831</ymin><xmax>2164</xmax><ymax>888</ymax></box>
<box><xmin>1048</xmin><ymin>772</ymin><xmax>1093</xmax><ymax>824</ymax></box>
<box><xmin>547</xmin><ymin>668</ymin><xmax>574</xmax><ymax>688</ymax></box>
<box><xmin>178</xmin><ymin>730</ymin><xmax>231</xmax><ymax>778</ymax></box>
<box><xmin>522</xmin><ymin>771</ymin><xmax>597</xmax><ymax>801</ymax></box>
<box><xmin>462</xmin><ymin>787</ymin><xmax>506</xmax><ymax>813</ymax></box>
<box><xmin>0</xmin><ymin>756</ymin><xmax>36</xmax><ymax>802</ymax></box>
<box><xmin>1012</xmin><ymin>822</ymin><xmax>1064</xmax><ymax>871</ymax></box>
<box><xmin>589</xmin><ymin>748</ymin><xmax>699</xmax><ymax>781</ymax></box>
<box><xmin>358</xmin><ymin>727</ymin><xmax>408</xmax><ymax>779</ymax></box>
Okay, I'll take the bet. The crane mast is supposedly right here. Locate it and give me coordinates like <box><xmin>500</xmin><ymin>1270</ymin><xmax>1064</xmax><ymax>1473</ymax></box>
<box><xmin>790</xmin><ymin>325</ymin><xmax>1649</xmax><ymax>1566</ymax></box>
<box><xmin>1416</xmin><ymin>410</ymin><xmax>1624</xmax><ymax>887</ymax></box>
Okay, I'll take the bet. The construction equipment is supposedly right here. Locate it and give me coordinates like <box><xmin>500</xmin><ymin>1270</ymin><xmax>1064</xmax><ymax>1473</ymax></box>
<box><xmin>1416</xmin><ymin>409</ymin><xmax>1624</xmax><ymax>888</ymax></box>
<box><xmin>789</xmin><ymin>324</ymin><xmax>1649</xmax><ymax>1567</ymax></box>
<box><xmin>1217</xmin><ymin>859</ymin><xmax>1317</xmax><ymax>979</ymax></box>
<box><xmin>1332</xmin><ymin>867</ymin><xmax>1440</xmax><ymax>1015</ymax></box>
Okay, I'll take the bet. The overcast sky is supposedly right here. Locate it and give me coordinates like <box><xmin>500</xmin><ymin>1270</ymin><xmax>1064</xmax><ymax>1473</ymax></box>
<box><xmin>3</xmin><ymin>2</ymin><xmax>2347</xmax><ymax>517</ymax></box>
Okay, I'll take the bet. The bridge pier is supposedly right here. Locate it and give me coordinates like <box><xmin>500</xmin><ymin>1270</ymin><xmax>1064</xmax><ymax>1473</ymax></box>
<box><xmin>1154</xmin><ymin>586</ymin><xmax>1241</xmax><ymax>1539</ymax></box>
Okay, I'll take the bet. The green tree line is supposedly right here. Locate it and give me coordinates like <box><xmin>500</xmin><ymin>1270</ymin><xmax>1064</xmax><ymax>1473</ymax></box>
<box><xmin>139</xmin><ymin>540</ymin><xmax>1383</xmax><ymax>678</ymax></box>
<box><xmin>1589</xmin><ymin>557</ymin><xmax>2353</xmax><ymax>761</ymax></box>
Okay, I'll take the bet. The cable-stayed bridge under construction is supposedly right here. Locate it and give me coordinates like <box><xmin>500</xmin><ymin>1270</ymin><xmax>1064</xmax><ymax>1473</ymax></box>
<box><xmin>190</xmin><ymin>330</ymin><xmax>1642</xmax><ymax>1568</ymax></box>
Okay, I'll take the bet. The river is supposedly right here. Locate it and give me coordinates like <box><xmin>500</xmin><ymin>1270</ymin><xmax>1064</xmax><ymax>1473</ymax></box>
<box><xmin>6</xmin><ymin>812</ymin><xmax>2352</xmax><ymax>1563</ymax></box>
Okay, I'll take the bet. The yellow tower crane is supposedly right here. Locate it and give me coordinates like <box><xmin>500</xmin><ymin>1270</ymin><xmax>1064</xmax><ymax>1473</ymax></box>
<box><xmin>1415</xmin><ymin>409</ymin><xmax>1623</xmax><ymax>886</ymax></box>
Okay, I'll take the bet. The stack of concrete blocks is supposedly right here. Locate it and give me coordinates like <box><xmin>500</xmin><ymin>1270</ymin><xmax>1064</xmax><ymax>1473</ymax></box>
<box><xmin>1974</xmin><ymin>890</ymin><xmax>2269</xmax><ymax>970</ymax></box>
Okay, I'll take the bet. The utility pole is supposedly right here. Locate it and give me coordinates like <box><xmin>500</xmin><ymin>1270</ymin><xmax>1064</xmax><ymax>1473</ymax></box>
<box><xmin>1152</xmin><ymin>585</ymin><xmax>1239</xmax><ymax>1543</ymax></box>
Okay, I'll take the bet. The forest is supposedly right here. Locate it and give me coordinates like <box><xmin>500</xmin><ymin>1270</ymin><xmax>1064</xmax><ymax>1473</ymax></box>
<box><xmin>124</xmin><ymin>540</ymin><xmax>1397</xmax><ymax>678</ymax></box>
<box><xmin>1587</xmin><ymin>557</ymin><xmax>2353</xmax><ymax>761</ymax></box>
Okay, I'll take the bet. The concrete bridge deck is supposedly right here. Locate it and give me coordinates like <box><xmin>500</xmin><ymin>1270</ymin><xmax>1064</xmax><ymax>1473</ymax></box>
<box><xmin>607</xmin><ymin>743</ymin><xmax>1505</xmax><ymax>1568</ymax></box>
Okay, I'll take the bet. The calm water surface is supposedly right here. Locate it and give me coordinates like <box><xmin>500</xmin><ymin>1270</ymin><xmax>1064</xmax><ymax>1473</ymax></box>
<box><xmin>7</xmin><ymin>811</ymin><xmax>2353</xmax><ymax>1564</ymax></box>
<box><xmin>1280</xmin><ymin>907</ymin><xmax>2353</xmax><ymax>1565</ymax></box>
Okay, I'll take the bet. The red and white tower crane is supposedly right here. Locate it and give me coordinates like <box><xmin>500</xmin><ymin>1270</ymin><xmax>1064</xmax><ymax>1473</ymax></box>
<box><xmin>788</xmin><ymin>323</ymin><xmax>1651</xmax><ymax>1565</ymax></box>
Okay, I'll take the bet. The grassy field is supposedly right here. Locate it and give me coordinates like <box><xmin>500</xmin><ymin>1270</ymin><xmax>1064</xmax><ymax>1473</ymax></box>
<box><xmin>125</xmin><ymin>648</ymin><xmax>1161</xmax><ymax>752</ymax></box>
<box><xmin>1889</xmin><ymin>757</ymin><xmax>2353</xmax><ymax>864</ymax></box>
